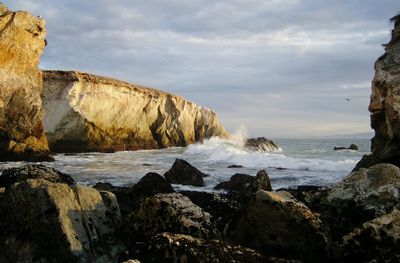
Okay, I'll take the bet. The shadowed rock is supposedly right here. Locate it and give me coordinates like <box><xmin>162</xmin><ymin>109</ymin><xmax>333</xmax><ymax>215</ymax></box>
<box><xmin>0</xmin><ymin>179</ymin><xmax>122</xmax><ymax>262</ymax></box>
<box><xmin>333</xmin><ymin>144</ymin><xmax>358</xmax><ymax>151</ymax></box>
<box><xmin>164</xmin><ymin>159</ymin><xmax>207</xmax><ymax>187</ymax></box>
<box><xmin>246</xmin><ymin>137</ymin><xmax>279</xmax><ymax>152</ymax></box>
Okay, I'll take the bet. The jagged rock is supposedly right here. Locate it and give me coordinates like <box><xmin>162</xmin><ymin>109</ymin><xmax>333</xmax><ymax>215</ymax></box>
<box><xmin>0</xmin><ymin>179</ymin><xmax>123</xmax><ymax>262</ymax></box>
<box><xmin>248</xmin><ymin>170</ymin><xmax>273</xmax><ymax>192</ymax></box>
<box><xmin>164</xmin><ymin>159</ymin><xmax>207</xmax><ymax>187</ymax></box>
<box><xmin>327</xmin><ymin>163</ymin><xmax>400</xmax><ymax>216</ymax></box>
<box><xmin>0</xmin><ymin>4</ymin><xmax>52</xmax><ymax>161</ymax></box>
<box><xmin>333</xmin><ymin>144</ymin><xmax>358</xmax><ymax>151</ymax></box>
<box><xmin>0</xmin><ymin>164</ymin><xmax>75</xmax><ymax>188</ymax></box>
<box><xmin>356</xmin><ymin>14</ymin><xmax>400</xmax><ymax>169</ymax></box>
<box><xmin>41</xmin><ymin>70</ymin><xmax>228</xmax><ymax>152</ymax></box>
<box><xmin>132</xmin><ymin>172</ymin><xmax>174</xmax><ymax>197</ymax></box>
<box><xmin>230</xmin><ymin>190</ymin><xmax>330</xmax><ymax>262</ymax></box>
<box><xmin>246</xmin><ymin>137</ymin><xmax>279</xmax><ymax>152</ymax></box>
<box><xmin>128</xmin><ymin>193</ymin><xmax>219</xmax><ymax>241</ymax></box>
<box><xmin>214</xmin><ymin>170</ymin><xmax>272</xmax><ymax>193</ymax></box>
<box><xmin>180</xmin><ymin>191</ymin><xmax>241</xmax><ymax>235</ymax></box>
<box><xmin>214</xmin><ymin>173</ymin><xmax>254</xmax><ymax>192</ymax></box>
<box><xmin>130</xmin><ymin>232</ymin><xmax>270</xmax><ymax>263</ymax></box>
<box><xmin>340</xmin><ymin>209</ymin><xmax>400</xmax><ymax>262</ymax></box>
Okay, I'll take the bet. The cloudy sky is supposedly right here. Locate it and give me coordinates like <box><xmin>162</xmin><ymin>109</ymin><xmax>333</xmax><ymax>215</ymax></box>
<box><xmin>4</xmin><ymin>0</ymin><xmax>400</xmax><ymax>137</ymax></box>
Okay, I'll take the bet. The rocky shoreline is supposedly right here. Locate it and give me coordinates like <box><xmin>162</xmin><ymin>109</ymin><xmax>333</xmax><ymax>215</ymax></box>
<box><xmin>1</xmin><ymin>160</ymin><xmax>399</xmax><ymax>262</ymax></box>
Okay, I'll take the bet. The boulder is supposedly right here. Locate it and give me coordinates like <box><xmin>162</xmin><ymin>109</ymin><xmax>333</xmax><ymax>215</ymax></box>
<box><xmin>41</xmin><ymin>70</ymin><xmax>228</xmax><ymax>152</ymax></box>
<box><xmin>214</xmin><ymin>173</ymin><xmax>254</xmax><ymax>192</ymax></box>
<box><xmin>227</xmin><ymin>164</ymin><xmax>244</xmax><ymax>168</ymax></box>
<box><xmin>214</xmin><ymin>170</ymin><xmax>272</xmax><ymax>193</ymax></box>
<box><xmin>131</xmin><ymin>172</ymin><xmax>174</xmax><ymax>197</ymax></box>
<box><xmin>130</xmin><ymin>232</ymin><xmax>269</xmax><ymax>263</ymax></box>
<box><xmin>0</xmin><ymin>4</ymin><xmax>52</xmax><ymax>161</ymax></box>
<box><xmin>164</xmin><ymin>159</ymin><xmax>207</xmax><ymax>187</ymax></box>
<box><xmin>0</xmin><ymin>164</ymin><xmax>75</xmax><ymax>188</ymax></box>
<box><xmin>356</xmin><ymin>14</ymin><xmax>400</xmax><ymax>169</ymax></box>
<box><xmin>128</xmin><ymin>193</ymin><xmax>219</xmax><ymax>241</ymax></box>
<box><xmin>230</xmin><ymin>190</ymin><xmax>330</xmax><ymax>262</ymax></box>
<box><xmin>340</xmin><ymin>209</ymin><xmax>400</xmax><ymax>262</ymax></box>
<box><xmin>180</xmin><ymin>191</ymin><xmax>241</xmax><ymax>235</ymax></box>
<box><xmin>246</xmin><ymin>137</ymin><xmax>279</xmax><ymax>152</ymax></box>
<box><xmin>93</xmin><ymin>182</ymin><xmax>133</xmax><ymax>216</ymax></box>
<box><xmin>0</xmin><ymin>179</ymin><xmax>123</xmax><ymax>262</ymax></box>
<box><xmin>327</xmin><ymin>163</ymin><xmax>400</xmax><ymax>216</ymax></box>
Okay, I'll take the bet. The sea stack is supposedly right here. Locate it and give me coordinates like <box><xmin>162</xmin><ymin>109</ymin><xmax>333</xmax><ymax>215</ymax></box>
<box><xmin>42</xmin><ymin>71</ymin><xmax>228</xmax><ymax>152</ymax></box>
<box><xmin>356</xmin><ymin>14</ymin><xmax>400</xmax><ymax>169</ymax></box>
<box><xmin>0</xmin><ymin>4</ymin><xmax>52</xmax><ymax>161</ymax></box>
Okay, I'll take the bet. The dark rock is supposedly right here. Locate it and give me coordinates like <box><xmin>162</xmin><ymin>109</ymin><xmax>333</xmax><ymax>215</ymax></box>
<box><xmin>130</xmin><ymin>232</ymin><xmax>271</xmax><ymax>263</ymax></box>
<box><xmin>333</xmin><ymin>144</ymin><xmax>358</xmax><ymax>151</ymax></box>
<box><xmin>227</xmin><ymin>164</ymin><xmax>243</xmax><ymax>168</ymax></box>
<box><xmin>132</xmin><ymin>172</ymin><xmax>174</xmax><ymax>197</ymax></box>
<box><xmin>164</xmin><ymin>159</ymin><xmax>207</xmax><ymax>187</ymax></box>
<box><xmin>246</xmin><ymin>137</ymin><xmax>279</xmax><ymax>152</ymax></box>
<box><xmin>230</xmin><ymin>190</ymin><xmax>330</xmax><ymax>262</ymax></box>
<box><xmin>0</xmin><ymin>164</ymin><xmax>75</xmax><ymax>188</ymax></box>
<box><xmin>214</xmin><ymin>173</ymin><xmax>254</xmax><ymax>192</ymax></box>
<box><xmin>0</xmin><ymin>179</ymin><xmax>122</xmax><ymax>262</ymax></box>
<box><xmin>94</xmin><ymin>172</ymin><xmax>174</xmax><ymax>216</ymax></box>
<box><xmin>248</xmin><ymin>170</ymin><xmax>273</xmax><ymax>192</ymax></box>
<box><xmin>340</xmin><ymin>209</ymin><xmax>400</xmax><ymax>262</ymax></box>
<box><xmin>128</xmin><ymin>193</ymin><xmax>219</xmax><ymax>241</ymax></box>
<box><xmin>180</xmin><ymin>191</ymin><xmax>241</xmax><ymax>235</ymax></box>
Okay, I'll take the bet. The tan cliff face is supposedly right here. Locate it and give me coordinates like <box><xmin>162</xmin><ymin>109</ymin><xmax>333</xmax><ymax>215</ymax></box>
<box><xmin>356</xmin><ymin>14</ymin><xmax>400</xmax><ymax>169</ymax></box>
<box><xmin>42</xmin><ymin>71</ymin><xmax>229</xmax><ymax>152</ymax></box>
<box><xmin>0</xmin><ymin>4</ymin><xmax>51</xmax><ymax>161</ymax></box>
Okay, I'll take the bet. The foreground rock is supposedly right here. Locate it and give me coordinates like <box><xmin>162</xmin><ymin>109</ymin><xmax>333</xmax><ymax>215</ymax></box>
<box><xmin>341</xmin><ymin>209</ymin><xmax>400</xmax><ymax>262</ymax></box>
<box><xmin>129</xmin><ymin>233</ymin><xmax>269</xmax><ymax>263</ymax></box>
<box><xmin>94</xmin><ymin>172</ymin><xmax>174</xmax><ymax>215</ymax></box>
<box><xmin>128</xmin><ymin>193</ymin><xmax>219</xmax><ymax>241</ymax></box>
<box><xmin>164</xmin><ymin>159</ymin><xmax>208</xmax><ymax>187</ymax></box>
<box><xmin>246</xmin><ymin>137</ymin><xmax>279</xmax><ymax>152</ymax></box>
<box><xmin>0</xmin><ymin>4</ymin><xmax>51</xmax><ymax>161</ymax></box>
<box><xmin>356</xmin><ymin>14</ymin><xmax>400</xmax><ymax>169</ymax></box>
<box><xmin>0</xmin><ymin>179</ymin><xmax>122</xmax><ymax>262</ymax></box>
<box><xmin>231</xmin><ymin>190</ymin><xmax>330</xmax><ymax>262</ymax></box>
<box><xmin>0</xmin><ymin>164</ymin><xmax>75</xmax><ymax>188</ymax></box>
<box><xmin>42</xmin><ymin>70</ymin><xmax>228</xmax><ymax>152</ymax></box>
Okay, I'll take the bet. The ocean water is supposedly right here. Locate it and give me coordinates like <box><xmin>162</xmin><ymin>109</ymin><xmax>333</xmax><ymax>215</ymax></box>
<box><xmin>0</xmin><ymin>136</ymin><xmax>371</xmax><ymax>191</ymax></box>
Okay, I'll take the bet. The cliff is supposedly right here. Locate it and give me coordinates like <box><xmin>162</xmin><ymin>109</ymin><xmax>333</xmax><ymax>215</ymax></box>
<box><xmin>42</xmin><ymin>71</ymin><xmax>228</xmax><ymax>152</ymax></box>
<box><xmin>355</xmin><ymin>14</ymin><xmax>400</xmax><ymax>169</ymax></box>
<box><xmin>0</xmin><ymin>4</ymin><xmax>51</xmax><ymax>161</ymax></box>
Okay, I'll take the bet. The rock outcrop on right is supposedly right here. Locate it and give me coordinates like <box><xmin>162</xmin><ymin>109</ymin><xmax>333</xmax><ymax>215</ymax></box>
<box><xmin>356</xmin><ymin>14</ymin><xmax>400</xmax><ymax>169</ymax></box>
<box><xmin>0</xmin><ymin>4</ymin><xmax>51</xmax><ymax>161</ymax></box>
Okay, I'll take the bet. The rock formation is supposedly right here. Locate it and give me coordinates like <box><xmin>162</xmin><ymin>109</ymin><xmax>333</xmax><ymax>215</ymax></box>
<box><xmin>42</xmin><ymin>70</ymin><xmax>228</xmax><ymax>152</ymax></box>
<box><xmin>246</xmin><ymin>137</ymin><xmax>280</xmax><ymax>152</ymax></box>
<box><xmin>164</xmin><ymin>159</ymin><xmax>208</xmax><ymax>187</ymax></box>
<box><xmin>0</xmin><ymin>166</ymin><xmax>123</xmax><ymax>262</ymax></box>
<box><xmin>356</xmin><ymin>14</ymin><xmax>400</xmax><ymax>169</ymax></box>
<box><xmin>0</xmin><ymin>4</ymin><xmax>51</xmax><ymax>161</ymax></box>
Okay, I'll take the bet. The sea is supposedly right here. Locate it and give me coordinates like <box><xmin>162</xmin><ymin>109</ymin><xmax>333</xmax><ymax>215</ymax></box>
<box><xmin>0</xmin><ymin>135</ymin><xmax>371</xmax><ymax>192</ymax></box>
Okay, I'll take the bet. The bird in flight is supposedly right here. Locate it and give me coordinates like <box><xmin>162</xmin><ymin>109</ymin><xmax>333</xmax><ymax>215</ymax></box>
<box><xmin>346</xmin><ymin>98</ymin><xmax>350</xmax><ymax>102</ymax></box>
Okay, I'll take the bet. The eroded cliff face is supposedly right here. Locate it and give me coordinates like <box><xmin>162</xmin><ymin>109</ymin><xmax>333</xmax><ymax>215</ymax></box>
<box><xmin>0</xmin><ymin>4</ymin><xmax>51</xmax><ymax>161</ymax></box>
<box><xmin>42</xmin><ymin>71</ymin><xmax>228</xmax><ymax>152</ymax></box>
<box><xmin>355</xmin><ymin>15</ymin><xmax>400</xmax><ymax>170</ymax></box>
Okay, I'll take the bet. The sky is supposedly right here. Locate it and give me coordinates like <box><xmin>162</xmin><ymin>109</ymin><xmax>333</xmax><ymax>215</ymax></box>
<box><xmin>3</xmin><ymin>0</ymin><xmax>400</xmax><ymax>138</ymax></box>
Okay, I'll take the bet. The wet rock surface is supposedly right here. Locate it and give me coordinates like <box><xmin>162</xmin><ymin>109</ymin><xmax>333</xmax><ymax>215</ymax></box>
<box><xmin>246</xmin><ymin>137</ymin><xmax>280</xmax><ymax>152</ymax></box>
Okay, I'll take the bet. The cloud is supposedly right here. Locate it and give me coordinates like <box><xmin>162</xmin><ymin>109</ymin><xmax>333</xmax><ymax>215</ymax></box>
<box><xmin>3</xmin><ymin>0</ymin><xmax>399</xmax><ymax>137</ymax></box>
